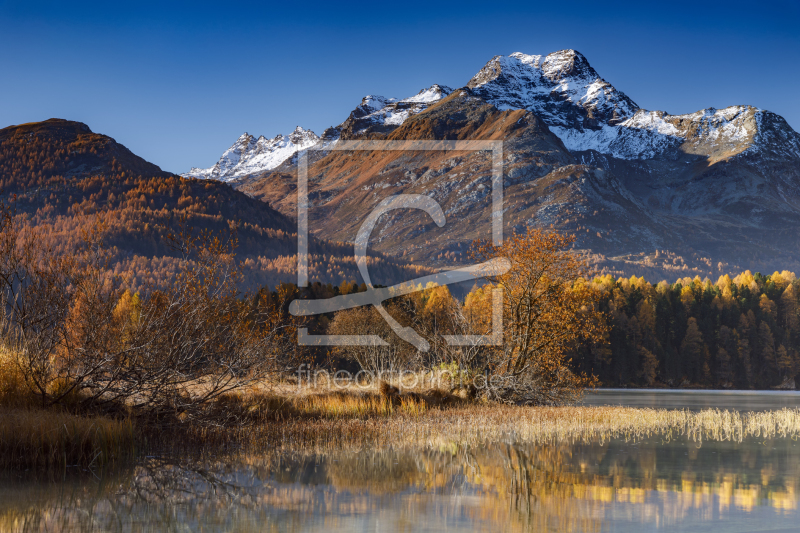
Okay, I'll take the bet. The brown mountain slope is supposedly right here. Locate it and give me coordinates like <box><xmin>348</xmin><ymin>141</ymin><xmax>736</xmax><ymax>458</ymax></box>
<box><xmin>240</xmin><ymin>91</ymin><xmax>667</xmax><ymax>270</ymax></box>
<box><xmin>1</xmin><ymin>119</ymin><xmax>430</xmax><ymax>288</ymax></box>
<box><xmin>240</xmin><ymin>87</ymin><xmax>800</xmax><ymax>280</ymax></box>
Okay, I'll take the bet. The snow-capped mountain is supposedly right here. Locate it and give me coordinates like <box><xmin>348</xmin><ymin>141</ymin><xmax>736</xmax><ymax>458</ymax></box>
<box><xmin>234</xmin><ymin>48</ymin><xmax>800</xmax><ymax>280</ymax></box>
<box><xmin>182</xmin><ymin>126</ymin><xmax>319</xmax><ymax>182</ymax></box>
<box><xmin>468</xmin><ymin>50</ymin><xmax>800</xmax><ymax>162</ymax></box>
<box><xmin>185</xmin><ymin>85</ymin><xmax>452</xmax><ymax>182</ymax></box>
<box><xmin>188</xmin><ymin>49</ymin><xmax>800</xmax><ymax>182</ymax></box>
<box><xmin>467</xmin><ymin>50</ymin><xmax>638</xmax><ymax>129</ymax></box>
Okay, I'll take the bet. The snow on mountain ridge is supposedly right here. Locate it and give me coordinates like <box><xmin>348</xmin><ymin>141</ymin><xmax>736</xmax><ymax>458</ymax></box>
<box><xmin>183</xmin><ymin>85</ymin><xmax>454</xmax><ymax>182</ymax></box>
<box><xmin>468</xmin><ymin>49</ymin><xmax>639</xmax><ymax>129</ymax></box>
<box><xmin>549</xmin><ymin>106</ymin><xmax>766</xmax><ymax>160</ymax></box>
<box><xmin>340</xmin><ymin>84</ymin><xmax>454</xmax><ymax>137</ymax></box>
<box><xmin>182</xmin><ymin>126</ymin><xmax>319</xmax><ymax>182</ymax></box>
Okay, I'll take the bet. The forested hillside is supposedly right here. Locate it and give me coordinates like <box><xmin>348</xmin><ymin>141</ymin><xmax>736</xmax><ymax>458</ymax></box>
<box><xmin>571</xmin><ymin>271</ymin><xmax>800</xmax><ymax>389</ymax></box>
<box><xmin>0</xmin><ymin>119</ymin><xmax>430</xmax><ymax>289</ymax></box>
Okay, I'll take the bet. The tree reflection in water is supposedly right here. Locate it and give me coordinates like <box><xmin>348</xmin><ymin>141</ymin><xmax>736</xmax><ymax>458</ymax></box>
<box><xmin>2</xmin><ymin>436</ymin><xmax>800</xmax><ymax>532</ymax></box>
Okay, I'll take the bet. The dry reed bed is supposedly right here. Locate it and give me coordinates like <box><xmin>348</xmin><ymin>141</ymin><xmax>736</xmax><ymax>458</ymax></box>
<box><xmin>0</xmin><ymin>409</ymin><xmax>136</xmax><ymax>470</ymax></box>
<box><xmin>185</xmin><ymin>397</ymin><xmax>800</xmax><ymax>455</ymax></box>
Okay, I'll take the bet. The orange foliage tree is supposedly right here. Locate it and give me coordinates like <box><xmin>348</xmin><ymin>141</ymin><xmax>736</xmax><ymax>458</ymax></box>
<box><xmin>472</xmin><ymin>228</ymin><xmax>605</xmax><ymax>405</ymax></box>
<box><xmin>0</xmin><ymin>196</ymin><xmax>298</xmax><ymax>422</ymax></box>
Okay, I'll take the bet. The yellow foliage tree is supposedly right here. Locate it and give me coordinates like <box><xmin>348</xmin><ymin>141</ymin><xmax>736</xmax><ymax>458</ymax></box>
<box><xmin>471</xmin><ymin>228</ymin><xmax>606</xmax><ymax>405</ymax></box>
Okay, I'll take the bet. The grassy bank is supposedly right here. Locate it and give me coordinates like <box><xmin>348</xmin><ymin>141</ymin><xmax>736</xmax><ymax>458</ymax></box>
<box><xmin>187</xmin><ymin>401</ymin><xmax>800</xmax><ymax>454</ymax></box>
<box><xmin>4</xmin><ymin>358</ymin><xmax>800</xmax><ymax>471</ymax></box>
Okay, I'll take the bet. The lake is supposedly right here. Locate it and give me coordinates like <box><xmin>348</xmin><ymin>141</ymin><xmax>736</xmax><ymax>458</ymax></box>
<box><xmin>3</xmin><ymin>390</ymin><xmax>800</xmax><ymax>532</ymax></box>
<box><xmin>581</xmin><ymin>388</ymin><xmax>800</xmax><ymax>412</ymax></box>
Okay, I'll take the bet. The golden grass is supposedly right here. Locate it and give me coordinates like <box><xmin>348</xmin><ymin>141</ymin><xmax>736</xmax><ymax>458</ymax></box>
<box><xmin>294</xmin><ymin>392</ymin><xmax>427</xmax><ymax>418</ymax></box>
<box><xmin>184</xmin><ymin>403</ymin><xmax>800</xmax><ymax>455</ymax></box>
<box><xmin>206</xmin><ymin>387</ymin><xmax>433</xmax><ymax>423</ymax></box>
<box><xmin>0</xmin><ymin>408</ymin><xmax>136</xmax><ymax>470</ymax></box>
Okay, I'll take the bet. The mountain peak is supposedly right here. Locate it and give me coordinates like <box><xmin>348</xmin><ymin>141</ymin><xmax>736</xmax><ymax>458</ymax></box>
<box><xmin>183</xmin><ymin>126</ymin><xmax>319</xmax><ymax>182</ymax></box>
<box><xmin>1</xmin><ymin>118</ymin><xmax>93</xmax><ymax>140</ymax></box>
<box><xmin>540</xmin><ymin>49</ymin><xmax>596</xmax><ymax>81</ymax></box>
<box><xmin>468</xmin><ymin>50</ymin><xmax>638</xmax><ymax>130</ymax></box>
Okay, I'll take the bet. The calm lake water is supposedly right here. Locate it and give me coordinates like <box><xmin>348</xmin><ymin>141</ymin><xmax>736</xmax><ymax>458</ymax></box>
<box><xmin>3</xmin><ymin>391</ymin><xmax>800</xmax><ymax>532</ymax></box>
<box><xmin>582</xmin><ymin>388</ymin><xmax>800</xmax><ymax>411</ymax></box>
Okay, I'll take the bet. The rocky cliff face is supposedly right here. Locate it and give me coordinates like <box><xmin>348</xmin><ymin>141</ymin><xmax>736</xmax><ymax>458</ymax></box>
<box><xmin>192</xmin><ymin>50</ymin><xmax>800</xmax><ymax>280</ymax></box>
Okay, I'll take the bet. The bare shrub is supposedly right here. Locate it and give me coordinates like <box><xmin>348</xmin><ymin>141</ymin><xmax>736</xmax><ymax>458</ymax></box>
<box><xmin>327</xmin><ymin>305</ymin><xmax>415</xmax><ymax>375</ymax></box>
<box><xmin>0</xmin><ymin>197</ymin><xmax>297</xmax><ymax>423</ymax></box>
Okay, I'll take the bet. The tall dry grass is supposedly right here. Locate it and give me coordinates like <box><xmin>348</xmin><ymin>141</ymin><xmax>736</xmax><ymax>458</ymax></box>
<box><xmin>179</xmin><ymin>402</ymin><xmax>800</xmax><ymax>455</ymax></box>
<box><xmin>0</xmin><ymin>408</ymin><xmax>136</xmax><ymax>470</ymax></box>
<box><xmin>0</xmin><ymin>346</ymin><xmax>136</xmax><ymax>471</ymax></box>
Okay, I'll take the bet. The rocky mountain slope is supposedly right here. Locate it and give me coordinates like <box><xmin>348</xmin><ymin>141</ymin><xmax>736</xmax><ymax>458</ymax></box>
<box><xmin>195</xmin><ymin>50</ymin><xmax>800</xmax><ymax>280</ymax></box>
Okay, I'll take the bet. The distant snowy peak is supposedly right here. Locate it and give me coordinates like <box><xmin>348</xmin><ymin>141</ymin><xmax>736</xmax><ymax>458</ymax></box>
<box><xmin>553</xmin><ymin>105</ymin><xmax>800</xmax><ymax>161</ymax></box>
<box><xmin>401</xmin><ymin>84</ymin><xmax>453</xmax><ymax>104</ymax></box>
<box><xmin>468</xmin><ymin>49</ymin><xmax>639</xmax><ymax>129</ymax></box>
<box><xmin>334</xmin><ymin>84</ymin><xmax>454</xmax><ymax>139</ymax></box>
<box><xmin>182</xmin><ymin>126</ymin><xmax>319</xmax><ymax>182</ymax></box>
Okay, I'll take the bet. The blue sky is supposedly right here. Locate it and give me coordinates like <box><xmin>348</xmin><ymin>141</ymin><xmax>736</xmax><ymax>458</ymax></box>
<box><xmin>1</xmin><ymin>0</ymin><xmax>798</xmax><ymax>173</ymax></box>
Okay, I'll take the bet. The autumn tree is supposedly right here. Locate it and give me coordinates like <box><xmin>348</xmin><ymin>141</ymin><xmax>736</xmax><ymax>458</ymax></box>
<box><xmin>715</xmin><ymin>347</ymin><xmax>733</xmax><ymax>386</ymax></box>
<box><xmin>637</xmin><ymin>347</ymin><xmax>659</xmax><ymax>386</ymax></box>
<box><xmin>471</xmin><ymin>228</ymin><xmax>605</xmax><ymax>405</ymax></box>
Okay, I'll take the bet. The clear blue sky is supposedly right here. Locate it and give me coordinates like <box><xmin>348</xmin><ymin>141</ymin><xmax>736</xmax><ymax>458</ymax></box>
<box><xmin>1</xmin><ymin>0</ymin><xmax>798</xmax><ymax>174</ymax></box>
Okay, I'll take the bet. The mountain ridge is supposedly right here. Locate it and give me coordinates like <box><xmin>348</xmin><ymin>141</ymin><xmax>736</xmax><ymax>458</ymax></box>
<box><xmin>226</xmin><ymin>49</ymin><xmax>800</xmax><ymax>280</ymax></box>
<box><xmin>186</xmin><ymin>49</ymin><xmax>800</xmax><ymax>183</ymax></box>
<box><xmin>0</xmin><ymin>119</ymin><xmax>431</xmax><ymax>289</ymax></box>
